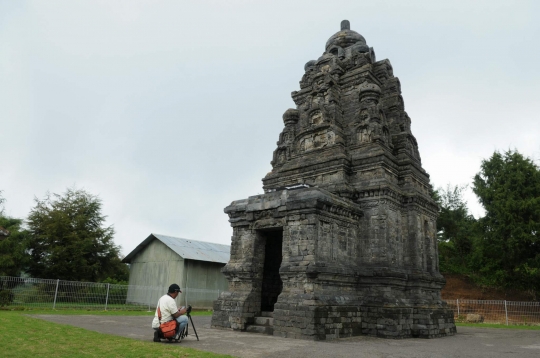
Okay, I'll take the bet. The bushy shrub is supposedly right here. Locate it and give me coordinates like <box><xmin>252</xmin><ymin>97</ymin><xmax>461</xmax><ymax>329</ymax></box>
<box><xmin>0</xmin><ymin>289</ymin><xmax>14</xmax><ymax>307</ymax></box>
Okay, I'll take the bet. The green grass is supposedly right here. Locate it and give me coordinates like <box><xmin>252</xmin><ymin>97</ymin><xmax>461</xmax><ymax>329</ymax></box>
<box><xmin>456</xmin><ymin>322</ymin><xmax>540</xmax><ymax>330</ymax></box>
<box><xmin>0</xmin><ymin>311</ymin><xmax>230</xmax><ymax>358</ymax></box>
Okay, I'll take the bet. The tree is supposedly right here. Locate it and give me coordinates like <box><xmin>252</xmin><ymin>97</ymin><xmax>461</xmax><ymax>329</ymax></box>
<box><xmin>0</xmin><ymin>192</ymin><xmax>30</xmax><ymax>277</ymax></box>
<box><xmin>0</xmin><ymin>190</ymin><xmax>4</xmax><ymax>214</ymax></box>
<box><xmin>26</xmin><ymin>188</ymin><xmax>129</xmax><ymax>282</ymax></box>
<box><xmin>472</xmin><ymin>150</ymin><xmax>540</xmax><ymax>293</ymax></box>
<box><xmin>0</xmin><ymin>215</ymin><xmax>30</xmax><ymax>277</ymax></box>
<box><xmin>433</xmin><ymin>184</ymin><xmax>478</xmax><ymax>272</ymax></box>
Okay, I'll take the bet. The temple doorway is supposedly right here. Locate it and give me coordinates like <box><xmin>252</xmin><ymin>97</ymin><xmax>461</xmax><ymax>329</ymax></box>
<box><xmin>259</xmin><ymin>228</ymin><xmax>283</xmax><ymax>312</ymax></box>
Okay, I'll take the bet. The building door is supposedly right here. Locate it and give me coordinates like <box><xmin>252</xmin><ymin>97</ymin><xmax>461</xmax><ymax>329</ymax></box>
<box><xmin>259</xmin><ymin>228</ymin><xmax>283</xmax><ymax>312</ymax></box>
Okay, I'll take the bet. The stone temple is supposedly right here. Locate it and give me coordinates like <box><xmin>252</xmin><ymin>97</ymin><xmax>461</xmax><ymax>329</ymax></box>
<box><xmin>211</xmin><ymin>20</ymin><xmax>456</xmax><ymax>340</ymax></box>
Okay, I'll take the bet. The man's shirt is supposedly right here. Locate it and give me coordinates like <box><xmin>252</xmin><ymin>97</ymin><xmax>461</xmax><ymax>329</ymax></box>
<box><xmin>152</xmin><ymin>294</ymin><xmax>178</xmax><ymax>328</ymax></box>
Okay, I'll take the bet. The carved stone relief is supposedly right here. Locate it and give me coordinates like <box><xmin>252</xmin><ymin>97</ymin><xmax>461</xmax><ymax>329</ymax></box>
<box><xmin>357</xmin><ymin>126</ymin><xmax>371</xmax><ymax>143</ymax></box>
<box><xmin>311</xmin><ymin>110</ymin><xmax>323</xmax><ymax>125</ymax></box>
<box><xmin>299</xmin><ymin>130</ymin><xmax>335</xmax><ymax>152</ymax></box>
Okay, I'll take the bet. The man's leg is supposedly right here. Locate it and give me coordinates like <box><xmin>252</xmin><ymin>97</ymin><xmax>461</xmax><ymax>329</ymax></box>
<box><xmin>174</xmin><ymin>315</ymin><xmax>189</xmax><ymax>340</ymax></box>
<box><xmin>153</xmin><ymin>328</ymin><xmax>160</xmax><ymax>342</ymax></box>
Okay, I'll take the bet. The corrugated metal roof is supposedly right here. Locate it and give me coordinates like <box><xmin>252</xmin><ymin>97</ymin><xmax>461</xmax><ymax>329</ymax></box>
<box><xmin>123</xmin><ymin>233</ymin><xmax>230</xmax><ymax>264</ymax></box>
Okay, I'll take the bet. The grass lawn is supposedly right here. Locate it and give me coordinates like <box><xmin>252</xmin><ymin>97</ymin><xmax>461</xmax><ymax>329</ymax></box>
<box><xmin>2</xmin><ymin>308</ymin><xmax>539</xmax><ymax>358</ymax></box>
<box><xmin>0</xmin><ymin>310</ymin><xmax>228</xmax><ymax>358</ymax></box>
<box><xmin>456</xmin><ymin>322</ymin><xmax>540</xmax><ymax>330</ymax></box>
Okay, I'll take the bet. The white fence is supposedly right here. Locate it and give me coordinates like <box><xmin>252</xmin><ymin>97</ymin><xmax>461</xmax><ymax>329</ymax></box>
<box><xmin>446</xmin><ymin>299</ymin><xmax>540</xmax><ymax>325</ymax></box>
<box><xmin>0</xmin><ymin>276</ymin><xmax>221</xmax><ymax>310</ymax></box>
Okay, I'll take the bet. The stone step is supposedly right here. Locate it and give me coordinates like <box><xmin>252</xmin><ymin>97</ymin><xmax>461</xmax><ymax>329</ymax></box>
<box><xmin>245</xmin><ymin>324</ymin><xmax>274</xmax><ymax>335</ymax></box>
<box><xmin>260</xmin><ymin>311</ymin><xmax>274</xmax><ymax>318</ymax></box>
<box><xmin>254</xmin><ymin>317</ymin><xmax>274</xmax><ymax>326</ymax></box>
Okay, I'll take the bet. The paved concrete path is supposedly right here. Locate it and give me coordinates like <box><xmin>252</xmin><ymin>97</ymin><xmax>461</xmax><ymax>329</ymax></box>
<box><xmin>32</xmin><ymin>315</ymin><xmax>540</xmax><ymax>358</ymax></box>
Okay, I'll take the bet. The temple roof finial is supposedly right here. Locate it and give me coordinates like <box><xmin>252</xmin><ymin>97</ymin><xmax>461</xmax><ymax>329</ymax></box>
<box><xmin>326</xmin><ymin>20</ymin><xmax>365</xmax><ymax>52</ymax></box>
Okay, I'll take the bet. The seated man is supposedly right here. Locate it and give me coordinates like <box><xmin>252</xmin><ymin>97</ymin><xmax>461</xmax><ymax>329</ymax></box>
<box><xmin>152</xmin><ymin>283</ymin><xmax>188</xmax><ymax>342</ymax></box>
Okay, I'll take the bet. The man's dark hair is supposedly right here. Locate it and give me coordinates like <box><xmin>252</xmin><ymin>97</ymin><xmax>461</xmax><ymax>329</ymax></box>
<box><xmin>168</xmin><ymin>283</ymin><xmax>181</xmax><ymax>293</ymax></box>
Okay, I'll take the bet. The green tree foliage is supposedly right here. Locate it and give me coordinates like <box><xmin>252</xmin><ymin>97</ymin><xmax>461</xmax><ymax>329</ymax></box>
<box><xmin>472</xmin><ymin>150</ymin><xmax>540</xmax><ymax>292</ymax></box>
<box><xmin>0</xmin><ymin>190</ymin><xmax>4</xmax><ymax>214</ymax></box>
<box><xmin>26</xmin><ymin>188</ymin><xmax>129</xmax><ymax>282</ymax></box>
<box><xmin>0</xmin><ymin>215</ymin><xmax>30</xmax><ymax>277</ymax></box>
<box><xmin>433</xmin><ymin>184</ymin><xmax>478</xmax><ymax>273</ymax></box>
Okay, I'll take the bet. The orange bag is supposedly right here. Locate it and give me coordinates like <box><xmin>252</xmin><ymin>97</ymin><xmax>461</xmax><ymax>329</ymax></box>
<box><xmin>158</xmin><ymin>306</ymin><xmax>177</xmax><ymax>338</ymax></box>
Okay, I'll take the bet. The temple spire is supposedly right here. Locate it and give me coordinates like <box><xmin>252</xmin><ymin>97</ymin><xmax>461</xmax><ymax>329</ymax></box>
<box><xmin>341</xmin><ymin>19</ymin><xmax>350</xmax><ymax>30</ymax></box>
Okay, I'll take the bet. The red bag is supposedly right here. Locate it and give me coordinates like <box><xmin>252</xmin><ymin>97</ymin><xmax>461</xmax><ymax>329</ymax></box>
<box><xmin>158</xmin><ymin>305</ymin><xmax>177</xmax><ymax>338</ymax></box>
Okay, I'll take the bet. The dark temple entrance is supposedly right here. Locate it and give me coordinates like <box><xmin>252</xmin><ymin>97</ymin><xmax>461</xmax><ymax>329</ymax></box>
<box><xmin>259</xmin><ymin>228</ymin><xmax>283</xmax><ymax>312</ymax></box>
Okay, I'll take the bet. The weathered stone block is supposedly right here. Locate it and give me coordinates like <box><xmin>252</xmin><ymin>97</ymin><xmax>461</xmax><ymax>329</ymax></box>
<box><xmin>466</xmin><ymin>314</ymin><xmax>484</xmax><ymax>323</ymax></box>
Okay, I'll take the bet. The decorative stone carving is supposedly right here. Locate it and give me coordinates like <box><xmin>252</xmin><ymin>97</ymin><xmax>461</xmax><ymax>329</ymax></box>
<box><xmin>298</xmin><ymin>129</ymin><xmax>336</xmax><ymax>152</ymax></box>
<box><xmin>282</xmin><ymin>108</ymin><xmax>299</xmax><ymax>126</ymax></box>
<box><xmin>212</xmin><ymin>20</ymin><xmax>455</xmax><ymax>341</ymax></box>
<box><xmin>358</xmin><ymin>126</ymin><xmax>371</xmax><ymax>143</ymax></box>
<box><xmin>310</xmin><ymin>110</ymin><xmax>323</xmax><ymax>125</ymax></box>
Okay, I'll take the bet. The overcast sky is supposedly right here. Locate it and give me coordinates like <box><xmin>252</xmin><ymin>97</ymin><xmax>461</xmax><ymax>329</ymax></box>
<box><xmin>1</xmin><ymin>0</ymin><xmax>539</xmax><ymax>256</ymax></box>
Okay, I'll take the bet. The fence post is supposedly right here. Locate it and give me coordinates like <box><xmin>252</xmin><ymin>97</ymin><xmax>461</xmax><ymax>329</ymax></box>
<box><xmin>504</xmin><ymin>300</ymin><xmax>508</xmax><ymax>326</ymax></box>
<box><xmin>218</xmin><ymin>289</ymin><xmax>220</xmax><ymax>299</ymax></box>
<box><xmin>53</xmin><ymin>279</ymin><xmax>60</xmax><ymax>309</ymax></box>
<box><xmin>456</xmin><ymin>299</ymin><xmax>460</xmax><ymax>317</ymax></box>
<box><xmin>185</xmin><ymin>287</ymin><xmax>188</xmax><ymax>307</ymax></box>
<box><xmin>104</xmin><ymin>283</ymin><xmax>110</xmax><ymax>311</ymax></box>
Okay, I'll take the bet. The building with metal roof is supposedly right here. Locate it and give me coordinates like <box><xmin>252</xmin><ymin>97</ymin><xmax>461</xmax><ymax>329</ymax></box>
<box><xmin>123</xmin><ymin>233</ymin><xmax>230</xmax><ymax>308</ymax></box>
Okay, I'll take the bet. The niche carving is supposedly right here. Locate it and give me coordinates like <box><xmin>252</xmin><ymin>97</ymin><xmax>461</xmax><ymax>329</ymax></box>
<box><xmin>300</xmin><ymin>130</ymin><xmax>335</xmax><ymax>152</ymax></box>
<box><xmin>311</xmin><ymin>110</ymin><xmax>324</xmax><ymax>126</ymax></box>
<box><xmin>358</xmin><ymin>126</ymin><xmax>371</xmax><ymax>143</ymax></box>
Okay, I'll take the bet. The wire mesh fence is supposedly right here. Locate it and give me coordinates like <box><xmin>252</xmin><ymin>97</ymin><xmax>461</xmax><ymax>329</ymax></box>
<box><xmin>446</xmin><ymin>299</ymin><xmax>540</xmax><ymax>325</ymax></box>
<box><xmin>181</xmin><ymin>287</ymin><xmax>222</xmax><ymax>309</ymax></box>
<box><xmin>0</xmin><ymin>276</ymin><xmax>221</xmax><ymax>311</ymax></box>
<box><xmin>2</xmin><ymin>275</ymin><xmax>538</xmax><ymax>324</ymax></box>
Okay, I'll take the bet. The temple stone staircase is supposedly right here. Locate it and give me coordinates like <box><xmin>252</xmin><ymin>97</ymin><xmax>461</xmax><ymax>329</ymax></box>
<box><xmin>245</xmin><ymin>311</ymin><xmax>274</xmax><ymax>335</ymax></box>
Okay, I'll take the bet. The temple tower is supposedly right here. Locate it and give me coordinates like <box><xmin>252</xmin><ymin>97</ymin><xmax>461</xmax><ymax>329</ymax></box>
<box><xmin>211</xmin><ymin>20</ymin><xmax>456</xmax><ymax>340</ymax></box>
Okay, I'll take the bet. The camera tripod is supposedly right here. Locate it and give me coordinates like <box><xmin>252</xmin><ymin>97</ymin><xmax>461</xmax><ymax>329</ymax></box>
<box><xmin>184</xmin><ymin>305</ymin><xmax>199</xmax><ymax>341</ymax></box>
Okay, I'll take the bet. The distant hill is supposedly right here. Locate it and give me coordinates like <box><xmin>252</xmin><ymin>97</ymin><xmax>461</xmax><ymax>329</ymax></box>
<box><xmin>442</xmin><ymin>274</ymin><xmax>535</xmax><ymax>301</ymax></box>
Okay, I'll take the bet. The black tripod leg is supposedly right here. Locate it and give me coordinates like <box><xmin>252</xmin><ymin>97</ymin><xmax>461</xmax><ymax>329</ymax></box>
<box><xmin>188</xmin><ymin>314</ymin><xmax>199</xmax><ymax>341</ymax></box>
